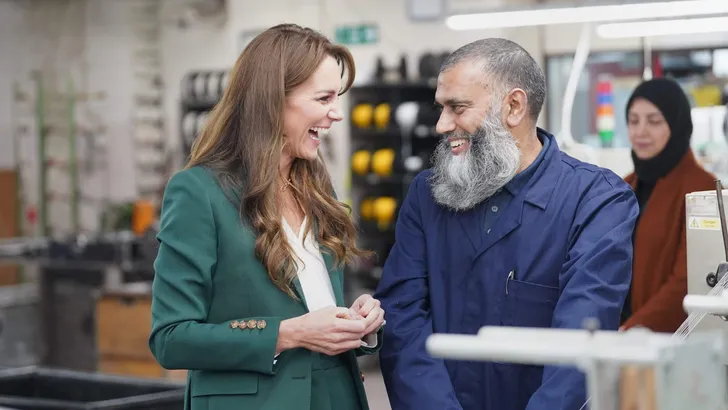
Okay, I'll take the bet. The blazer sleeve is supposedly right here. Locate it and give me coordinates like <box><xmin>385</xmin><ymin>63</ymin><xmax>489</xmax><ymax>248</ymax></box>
<box><xmin>374</xmin><ymin>174</ymin><xmax>463</xmax><ymax>410</ymax></box>
<box><xmin>622</xmin><ymin>207</ymin><xmax>688</xmax><ymax>332</ymax></box>
<box><xmin>525</xmin><ymin>175</ymin><xmax>639</xmax><ymax>410</ymax></box>
<box><xmin>148</xmin><ymin>169</ymin><xmax>280</xmax><ymax>375</ymax></box>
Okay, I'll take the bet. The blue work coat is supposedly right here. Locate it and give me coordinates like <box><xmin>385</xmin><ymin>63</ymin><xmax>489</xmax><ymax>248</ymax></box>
<box><xmin>375</xmin><ymin>129</ymin><xmax>639</xmax><ymax>410</ymax></box>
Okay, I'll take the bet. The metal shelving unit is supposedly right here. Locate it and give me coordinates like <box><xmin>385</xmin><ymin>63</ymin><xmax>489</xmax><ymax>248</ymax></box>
<box><xmin>345</xmin><ymin>81</ymin><xmax>440</xmax><ymax>292</ymax></box>
<box><xmin>128</xmin><ymin>0</ymin><xmax>168</xmax><ymax>207</ymax></box>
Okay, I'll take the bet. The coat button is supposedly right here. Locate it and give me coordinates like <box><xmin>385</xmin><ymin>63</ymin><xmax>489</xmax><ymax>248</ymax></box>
<box><xmin>247</xmin><ymin>320</ymin><xmax>257</xmax><ymax>329</ymax></box>
<box><xmin>360</xmin><ymin>371</ymin><xmax>365</xmax><ymax>382</ymax></box>
<box><xmin>257</xmin><ymin>320</ymin><xmax>267</xmax><ymax>329</ymax></box>
<box><xmin>229</xmin><ymin>321</ymin><xmax>240</xmax><ymax>329</ymax></box>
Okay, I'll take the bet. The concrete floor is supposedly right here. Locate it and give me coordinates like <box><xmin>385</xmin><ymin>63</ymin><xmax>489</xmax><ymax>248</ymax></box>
<box><xmin>358</xmin><ymin>355</ymin><xmax>392</xmax><ymax>410</ymax></box>
<box><xmin>363</xmin><ymin>368</ymin><xmax>392</xmax><ymax>410</ymax></box>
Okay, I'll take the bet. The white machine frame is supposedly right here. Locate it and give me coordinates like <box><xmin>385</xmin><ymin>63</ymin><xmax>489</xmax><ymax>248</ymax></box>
<box><xmin>426</xmin><ymin>307</ymin><xmax>727</xmax><ymax>409</ymax></box>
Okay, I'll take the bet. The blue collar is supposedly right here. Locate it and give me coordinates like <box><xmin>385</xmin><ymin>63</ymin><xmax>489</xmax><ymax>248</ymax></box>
<box><xmin>503</xmin><ymin>130</ymin><xmax>550</xmax><ymax>197</ymax></box>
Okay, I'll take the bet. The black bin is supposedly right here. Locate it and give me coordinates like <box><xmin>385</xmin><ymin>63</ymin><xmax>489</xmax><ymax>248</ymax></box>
<box><xmin>0</xmin><ymin>367</ymin><xmax>184</xmax><ymax>410</ymax></box>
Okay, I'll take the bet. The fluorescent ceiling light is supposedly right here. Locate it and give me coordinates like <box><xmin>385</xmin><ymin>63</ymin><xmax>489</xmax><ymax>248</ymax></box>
<box><xmin>596</xmin><ymin>16</ymin><xmax>728</xmax><ymax>38</ymax></box>
<box><xmin>446</xmin><ymin>0</ymin><xmax>728</xmax><ymax>30</ymax></box>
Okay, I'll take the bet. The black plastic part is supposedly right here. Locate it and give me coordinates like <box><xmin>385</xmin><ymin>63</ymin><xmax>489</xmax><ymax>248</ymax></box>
<box><xmin>0</xmin><ymin>367</ymin><xmax>184</xmax><ymax>410</ymax></box>
<box><xmin>706</xmin><ymin>261</ymin><xmax>728</xmax><ymax>288</ymax></box>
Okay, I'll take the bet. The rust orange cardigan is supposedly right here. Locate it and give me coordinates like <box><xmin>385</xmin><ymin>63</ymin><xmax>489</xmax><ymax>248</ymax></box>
<box><xmin>622</xmin><ymin>150</ymin><xmax>716</xmax><ymax>333</ymax></box>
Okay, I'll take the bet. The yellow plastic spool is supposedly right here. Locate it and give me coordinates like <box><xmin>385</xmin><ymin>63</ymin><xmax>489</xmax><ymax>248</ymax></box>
<box><xmin>351</xmin><ymin>104</ymin><xmax>374</xmax><ymax>128</ymax></box>
<box><xmin>371</xmin><ymin>148</ymin><xmax>395</xmax><ymax>177</ymax></box>
<box><xmin>373</xmin><ymin>197</ymin><xmax>397</xmax><ymax>231</ymax></box>
<box><xmin>373</xmin><ymin>103</ymin><xmax>391</xmax><ymax>130</ymax></box>
<box><xmin>351</xmin><ymin>150</ymin><xmax>371</xmax><ymax>176</ymax></box>
<box><xmin>359</xmin><ymin>198</ymin><xmax>375</xmax><ymax>221</ymax></box>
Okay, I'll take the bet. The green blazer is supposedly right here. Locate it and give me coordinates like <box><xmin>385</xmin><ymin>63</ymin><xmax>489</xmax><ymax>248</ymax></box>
<box><xmin>148</xmin><ymin>166</ymin><xmax>382</xmax><ymax>410</ymax></box>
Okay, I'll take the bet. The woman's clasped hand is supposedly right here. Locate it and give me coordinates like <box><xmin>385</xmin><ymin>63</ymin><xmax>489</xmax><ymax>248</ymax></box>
<box><xmin>284</xmin><ymin>295</ymin><xmax>385</xmax><ymax>357</ymax></box>
<box><xmin>347</xmin><ymin>294</ymin><xmax>386</xmax><ymax>336</ymax></box>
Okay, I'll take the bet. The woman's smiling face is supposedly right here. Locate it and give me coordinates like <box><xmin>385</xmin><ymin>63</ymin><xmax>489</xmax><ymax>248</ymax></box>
<box><xmin>282</xmin><ymin>55</ymin><xmax>344</xmax><ymax>161</ymax></box>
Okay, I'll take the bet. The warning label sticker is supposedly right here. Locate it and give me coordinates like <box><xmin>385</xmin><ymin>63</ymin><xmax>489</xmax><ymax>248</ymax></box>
<box><xmin>688</xmin><ymin>216</ymin><xmax>721</xmax><ymax>230</ymax></box>
<box><xmin>687</xmin><ymin>195</ymin><xmax>720</xmax><ymax>217</ymax></box>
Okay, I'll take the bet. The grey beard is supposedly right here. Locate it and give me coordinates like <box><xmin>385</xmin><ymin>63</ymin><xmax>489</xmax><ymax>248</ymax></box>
<box><xmin>429</xmin><ymin>112</ymin><xmax>521</xmax><ymax>212</ymax></box>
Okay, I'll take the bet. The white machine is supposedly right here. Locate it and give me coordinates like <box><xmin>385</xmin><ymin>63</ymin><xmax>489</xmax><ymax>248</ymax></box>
<box><xmin>428</xmin><ymin>324</ymin><xmax>726</xmax><ymax>410</ymax></box>
<box><xmin>424</xmin><ymin>181</ymin><xmax>728</xmax><ymax>409</ymax></box>
<box><xmin>686</xmin><ymin>183</ymin><xmax>728</xmax><ymax>347</ymax></box>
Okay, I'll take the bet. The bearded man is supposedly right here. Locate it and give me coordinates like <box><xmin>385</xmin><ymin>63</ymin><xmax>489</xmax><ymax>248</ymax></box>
<box><xmin>374</xmin><ymin>38</ymin><xmax>639</xmax><ymax>410</ymax></box>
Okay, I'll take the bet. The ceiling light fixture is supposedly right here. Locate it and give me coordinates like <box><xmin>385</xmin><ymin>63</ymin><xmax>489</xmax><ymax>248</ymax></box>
<box><xmin>445</xmin><ymin>0</ymin><xmax>728</xmax><ymax>30</ymax></box>
<box><xmin>596</xmin><ymin>16</ymin><xmax>728</xmax><ymax>38</ymax></box>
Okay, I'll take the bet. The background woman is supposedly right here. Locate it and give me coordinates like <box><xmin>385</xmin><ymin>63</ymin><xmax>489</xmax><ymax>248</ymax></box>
<box><xmin>620</xmin><ymin>77</ymin><xmax>715</xmax><ymax>333</ymax></box>
<box><xmin>148</xmin><ymin>24</ymin><xmax>384</xmax><ymax>410</ymax></box>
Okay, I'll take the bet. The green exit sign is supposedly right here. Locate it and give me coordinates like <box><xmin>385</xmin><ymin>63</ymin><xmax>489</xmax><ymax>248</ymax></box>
<box><xmin>335</xmin><ymin>24</ymin><xmax>379</xmax><ymax>45</ymax></box>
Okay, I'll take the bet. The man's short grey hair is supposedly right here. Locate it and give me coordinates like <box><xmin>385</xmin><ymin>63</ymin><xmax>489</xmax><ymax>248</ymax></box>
<box><xmin>440</xmin><ymin>38</ymin><xmax>546</xmax><ymax>124</ymax></box>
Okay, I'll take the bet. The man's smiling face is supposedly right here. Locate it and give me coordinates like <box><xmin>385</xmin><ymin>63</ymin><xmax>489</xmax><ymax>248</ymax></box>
<box><xmin>429</xmin><ymin>61</ymin><xmax>522</xmax><ymax>212</ymax></box>
<box><xmin>434</xmin><ymin>61</ymin><xmax>496</xmax><ymax>156</ymax></box>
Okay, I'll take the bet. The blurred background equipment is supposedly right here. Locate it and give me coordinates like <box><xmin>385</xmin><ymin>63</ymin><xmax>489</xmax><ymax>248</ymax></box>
<box><xmin>344</xmin><ymin>78</ymin><xmax>443</xmax><ymax>317</ymax></box>
<box><xmin>179</xmin><ymin>70</ymin><xmax>226</xmax><ymax>160</ymax></box>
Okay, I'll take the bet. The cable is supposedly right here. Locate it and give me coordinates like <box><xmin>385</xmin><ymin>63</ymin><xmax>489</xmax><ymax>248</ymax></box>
<box><xmin>556</xmin><ymin>21</ymin><xmax>599</xmax><ymax>165</ymax></box>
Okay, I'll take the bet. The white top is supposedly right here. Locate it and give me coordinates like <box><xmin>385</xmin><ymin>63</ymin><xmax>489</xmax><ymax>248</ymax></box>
<box><xmin>281</xmin><ymin>216</ymin><xmax>337</xmax><ymax>312</ymax></box>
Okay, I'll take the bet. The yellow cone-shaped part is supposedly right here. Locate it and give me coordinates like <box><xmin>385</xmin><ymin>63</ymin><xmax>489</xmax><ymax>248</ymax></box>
<box><xmin>373</xmin><ymin>103</ymin><xmax>391</xmax><ymax>130</ymax></box>
<box><xmin>371</xmin><ymin>148</ymin><xmax>395</xmax><ymax>177</ymax></box>
<box><xmin>359</xmin><ymin>197</ymin><xmax>375</xmax><ymax>221</ymax></box>
<box><xmin>373</xmin><ymin>197</ymin><xmax>397</xmax><ymax>230</ymax></box>
<box><xmin>351</xmin><ymin>104</ymin><xmax>373</xmax><ymax>128</ymax></box>
<box><xmin>351</xmin><ymin>150</ymin><xmax>371</xmax><ymax>176</ymax></box>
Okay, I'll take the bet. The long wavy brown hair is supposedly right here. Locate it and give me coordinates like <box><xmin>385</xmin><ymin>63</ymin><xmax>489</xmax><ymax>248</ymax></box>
<box><xmin>185</xmin><ymin>24</ymin><xmax>369</xmax><ymax>297</ymax></box>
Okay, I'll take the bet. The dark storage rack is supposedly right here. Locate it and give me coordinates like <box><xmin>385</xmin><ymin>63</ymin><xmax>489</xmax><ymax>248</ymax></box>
<box><xmin>345</xmin><ymin>81</ymin><xmax>440</xmax><ymax>295</ymax></box>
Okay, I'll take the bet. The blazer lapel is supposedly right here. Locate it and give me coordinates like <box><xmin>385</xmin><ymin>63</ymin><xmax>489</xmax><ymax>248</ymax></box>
<box><xmin>312</xmin><ymin>218</ymin><xmax>346</xmax><ymax>307</ymax></box>
<box><xmin>322</xmin><ymin>250</ymin><xmax>346</xmax><ymax>307</ymax></box>
<box><xmin>292</xmin><ymin>277</ymin><xmax>309</xmax><ymax>312</ymax></box>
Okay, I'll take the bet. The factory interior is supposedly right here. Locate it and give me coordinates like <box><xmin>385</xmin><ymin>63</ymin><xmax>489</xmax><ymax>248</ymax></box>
<box><xmin>1</xmin><ymin>0</ymin><xmax>728</xmax><ymax>409</ymax></box>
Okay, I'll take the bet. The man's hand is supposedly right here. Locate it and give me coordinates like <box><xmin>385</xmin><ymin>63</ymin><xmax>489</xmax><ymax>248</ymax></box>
<box><xmin>349</xmin><ymin>294</ymin><xmax>385</xmax><ymax>336</ymax></box>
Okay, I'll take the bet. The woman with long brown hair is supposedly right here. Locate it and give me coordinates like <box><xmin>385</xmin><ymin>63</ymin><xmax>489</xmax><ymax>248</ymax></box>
<box><xmin>148</xmin><ymin>24</ymin><xmax>384</xmax><ymax>410</ymax></box>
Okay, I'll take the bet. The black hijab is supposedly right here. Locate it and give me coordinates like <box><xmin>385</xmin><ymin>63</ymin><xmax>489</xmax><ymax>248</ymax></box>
<box><xmin>626</xmin><ymin>78</ymin><xmax>692</xmax><ymax>209</ymax></box>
